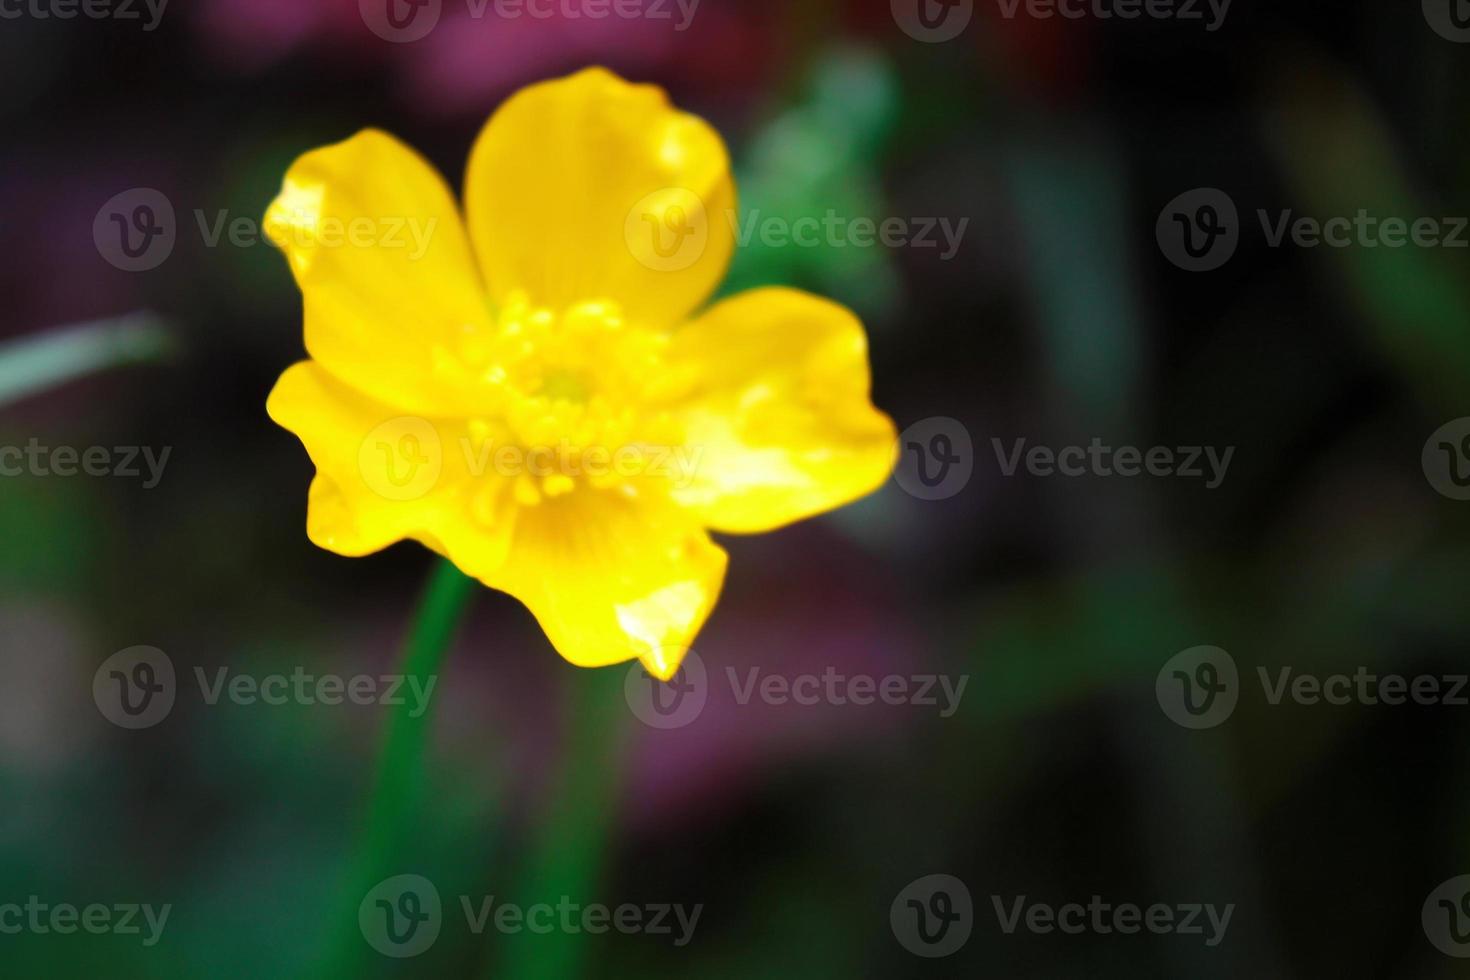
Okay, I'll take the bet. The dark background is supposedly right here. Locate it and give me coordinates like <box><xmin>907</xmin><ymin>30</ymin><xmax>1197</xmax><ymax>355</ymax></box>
<box><xmin>3</xmin><ymin>0</ymin><xmax>1470</xmax><ymax>976</ymax></box>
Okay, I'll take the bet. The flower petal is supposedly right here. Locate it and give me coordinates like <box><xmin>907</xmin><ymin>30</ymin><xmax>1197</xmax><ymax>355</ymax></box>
<box><xmin>480</xmin><ymin>484</ymin><xmax>727</xmax><ymax>680</ymax></box>
<box><xmin>662</xmin><ymin>287</ymin><xmax>898</xmax><ymax>533</ymax></box>
<box><xmin>266</xmin><ymin>361</ymin><xmax>518</xmax><ymax>571</ymax></box>
<box><xmin>464</xmin><ymin>66</ymin><xmax>735</xmax><ymax>329</ymax></box>
<box><xmin>265</xmin><ymin>130</ymin><xmax>492</xmax><ymax>415</ymax></box>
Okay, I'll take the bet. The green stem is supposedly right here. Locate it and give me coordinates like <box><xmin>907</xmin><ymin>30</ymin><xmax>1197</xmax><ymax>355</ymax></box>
<box><xmin>363</xmin><ymin>559</ymin><xmax>476</xmax><ymax>857</ymax></box>
<box><xmin>329</xmin><ymin>558</ymin><xmax>477</xmax><ymax>977</ymax></box>
<box><xmin>0</xmin><ymin>312</ymin><xmax>175</xmax><ymax>408</ymax></box>
<box><xmin>489</xmin><ymin>666</ymin><xmax>630</xmax><ymax>980</ymax></box>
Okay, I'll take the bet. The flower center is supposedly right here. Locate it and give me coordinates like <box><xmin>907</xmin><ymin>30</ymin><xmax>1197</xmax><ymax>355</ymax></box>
<box><xmin>537</xmin><ymin>369</ymin><xmax>589</xmax><ymax>405</ymax></box>
<box><xmin>438</xmin><ymin>293</ymin><xmax>683</xmax><ymax>507</ymax></box>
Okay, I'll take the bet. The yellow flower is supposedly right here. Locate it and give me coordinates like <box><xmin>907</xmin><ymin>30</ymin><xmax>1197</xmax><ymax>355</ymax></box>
<box><xmin>265</xmin><ymin>67</ymin><xmax>896</xmax><ymax>680</ymax></box>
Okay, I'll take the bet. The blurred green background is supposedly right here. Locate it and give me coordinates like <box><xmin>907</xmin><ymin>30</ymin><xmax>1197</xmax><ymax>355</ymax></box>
<box><xmin>3</xmin><ymin>0</ymin><xmax>1470</xmax><ymax>976</ymax></box>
